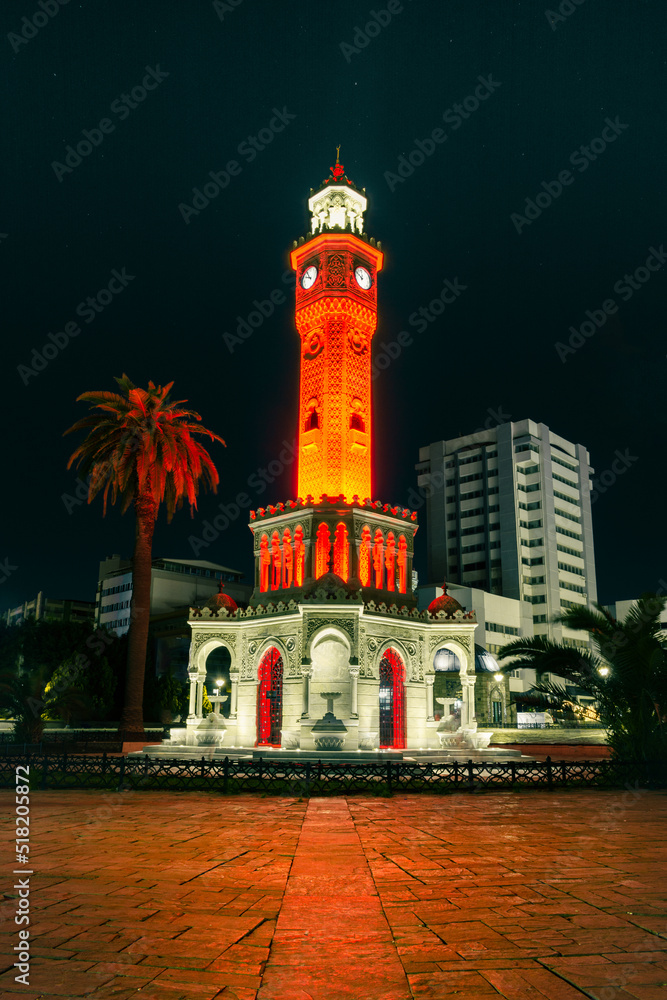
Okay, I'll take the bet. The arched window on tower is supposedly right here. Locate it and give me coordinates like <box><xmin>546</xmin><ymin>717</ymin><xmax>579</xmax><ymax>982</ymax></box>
<box><xmin>397</xmin><ymin>535</ymin><xmax>408</xmax><ymax>594</ymax></box>
<box><xmin>358</xmin><ymin>525</ymin><xmax>371</xmax><ymax>587</ymax></box>
<box><xmin>385</xmin><ymin>532</ymin><xmax>396</xmax><ymax>591</ymax></box>
<box><xmin>333</xmin><ymin>522</ymin><xmax>349</xmax><ymax>581</ymax></box>
<box><xmin>282</xmin><ymin>529</ymin><xmax>293</xmax><ymax>589</ymax></box>
<box><xmin>350</xmin><ymin>397</ymin><xmax>365</xmax><ymax>432</ymax></box>
<box><xmin>305</xmin><ymin>398</ymin><xmax>319</xmax><ymax>431</ymax></box>
<box><xmin>294</xmin><ymin>525</ymin><xmax>305</xmax><ymax>586</ymax></box>
<box><xmin>259</xmin><ymin>534</ymin><xmax>270</xmax><ymax>593</ymax></box>
<box><xmin>315</xmin><ymin>522</ymin><xmax>331</xmax><ymax>578</ymax></box>
<box><xmin>270</xmin><ymin>531</ymin><xmax>282</xmax><ymax>590</ymax></box>
<box><xmin>372</xmin><ymin>529</ymin><xmax>384</xmax><ymax>589</ymax></box>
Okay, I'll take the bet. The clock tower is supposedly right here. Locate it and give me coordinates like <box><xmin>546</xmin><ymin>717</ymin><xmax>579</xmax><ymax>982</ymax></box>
<box><xmin>289</xmin><ymin>152</ymin><xmax>383</xmax><ymax>502</ymax></box>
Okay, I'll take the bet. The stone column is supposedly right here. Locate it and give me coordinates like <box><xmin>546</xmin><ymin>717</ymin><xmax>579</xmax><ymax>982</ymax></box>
<box><xmin>301</xmin><ymin>665</ymin><xmax>312</xmax><ymax>718</ymax></box>
<box><xmin>460</xmin><ymin>674</ymin><xmax>477</xmax><ymax>730</ymax></box>
<box><xmin>425</xmin><ymin>674</ymin><xmax>435</xmax><ymax>721</ymax></box>
<box><xmin>349</xmin><ymin>664</ymin><xmax>360</xmax><ymax>718</ymax></box>
<box><xmin>187</xmin><ymin>671</ymin><xmax>198</xmax><ymax>721</ymax></box>
<box><xmin>196</xmin><ymin>675</ymin><xmax>205</xmax><ymax>718</ymax></box>
<box><xmin>230</xmin><ymin>671</ymin><xmax>239</xmax><ymax>719</ymax></box>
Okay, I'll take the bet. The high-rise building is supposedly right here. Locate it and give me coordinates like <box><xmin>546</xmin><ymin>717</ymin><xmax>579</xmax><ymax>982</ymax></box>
<box><xmin>416</xmin><ymin>418</ymin><xmax>597</xmax><ymax>646</ymax></box>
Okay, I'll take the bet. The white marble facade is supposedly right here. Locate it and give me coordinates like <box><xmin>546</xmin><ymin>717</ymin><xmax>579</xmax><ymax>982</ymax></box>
<box><xmin>185</xmin><ymin>590</ymin><xmax>479</xmax><ymax>751</ymax></box>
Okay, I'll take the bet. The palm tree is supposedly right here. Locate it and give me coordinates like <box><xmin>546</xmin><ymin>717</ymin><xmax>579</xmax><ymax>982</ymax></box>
<box><xmin>65</xmin><ymin>375</ymin><xmax>225</xmax><ymax>738</ymax></box>
<box><xmin>496</xmin><ymin>596</ymin><xmax>667</xmax><ymax>765</ymax></box>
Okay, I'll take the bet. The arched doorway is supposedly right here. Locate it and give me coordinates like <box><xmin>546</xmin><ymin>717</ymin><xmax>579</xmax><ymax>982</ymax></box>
<box><xmin>205</xmin><ymin>646</ymin><xmax>232</xmax><ymax>718</ymax></box>
<box><xmin>379</xmin><ymin>648</ymin><xmax>406</xmax><ymax>749</ymax></box>
<box><xmin>257</xmin><ymin>647</ymin><xmax>283</xmax><ymax>745</ymax></box>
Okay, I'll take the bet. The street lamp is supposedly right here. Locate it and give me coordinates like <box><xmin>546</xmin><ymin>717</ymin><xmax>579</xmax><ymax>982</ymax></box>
<box><xmin>598</xmin><ymin>666</ymin><xmax>610</xmax><ymax>677</ymax></box>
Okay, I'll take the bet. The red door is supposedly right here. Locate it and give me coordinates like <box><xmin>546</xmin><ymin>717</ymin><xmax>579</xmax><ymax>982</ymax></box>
<box><xmin>379</xmin><ymin>648</ymin><xmax>406</xmax><ymax>749</ymax></box>
<box><xmin>257</xmin><ymin>647</ymin><xmax>283</xmax><ymax>745</ymax></box>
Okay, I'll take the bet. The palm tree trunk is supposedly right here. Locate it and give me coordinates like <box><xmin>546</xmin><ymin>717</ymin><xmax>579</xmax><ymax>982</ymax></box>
<box><xmin>120</xmin><ymin>493</ymin><xmax>157</xmax><ymax>739</ymax></box>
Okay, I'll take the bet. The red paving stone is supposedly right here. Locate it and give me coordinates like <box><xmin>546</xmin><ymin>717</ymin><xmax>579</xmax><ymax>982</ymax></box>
<box><xmin>0</xmin><ymin>789</ymin><xmax>666</xmax><ymax>999</ymax></box>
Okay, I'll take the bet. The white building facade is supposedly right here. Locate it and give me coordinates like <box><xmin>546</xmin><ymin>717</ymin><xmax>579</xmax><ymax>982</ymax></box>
<box><xmin>416</xmin><ymin>418</ymin><xmax>597</xmax><ymax>650</ymax></box>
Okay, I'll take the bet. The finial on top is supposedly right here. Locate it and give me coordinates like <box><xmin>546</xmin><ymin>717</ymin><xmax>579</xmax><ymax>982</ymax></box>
<box><xmin>330</xmin><ymin>145</ymin><xmax>345</xmax><ymax>182</ymax></box>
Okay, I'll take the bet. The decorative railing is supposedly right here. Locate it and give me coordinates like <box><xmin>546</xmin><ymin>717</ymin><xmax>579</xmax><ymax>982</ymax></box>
<box><xmin>0</xmin><ymin>752</ymin><xmax>662</xmax><ymax>792</ymax></box>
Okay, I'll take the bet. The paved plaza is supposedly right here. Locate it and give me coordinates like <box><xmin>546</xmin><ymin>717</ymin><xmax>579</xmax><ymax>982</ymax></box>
<box><xmin>1</xmin><ymin>788</ymin><xmax>666</xmax><ymax>1000</ymax></box>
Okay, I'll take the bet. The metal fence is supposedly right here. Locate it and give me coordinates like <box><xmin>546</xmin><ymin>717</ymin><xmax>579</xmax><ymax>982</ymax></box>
<box><xmin>0</xmin><ymin>752</ymin><xmax>661</xmax><ymax>794</ymax></box>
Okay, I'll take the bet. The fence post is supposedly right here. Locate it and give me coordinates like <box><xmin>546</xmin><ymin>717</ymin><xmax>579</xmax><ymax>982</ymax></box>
<box><xmin>200</xmin><ymin>756</ymin><xmax>206</xmax><ymax>778</ymax></box>
<box><xmin>118</xmin><ymin>755</ymin><xmax>125</xmax><ymax>792</ymax></box>
<box><xmin>561</xmin><ymin>760</ymin><xmax>567</xmax><ymax>786</ymax></box>
<box><xmin>102</xmin><ymin>752</ymin><xmax>107</xmax><ymax>776</ymax></box>
<box><xmin>41</xmin><ymin>752</ymin><xmax>48</xmax><ymax>791</ymax></box>
<box><xmin>387</xmin><ymin>761</ymin><xmax>393</xmax><ymax>795</ymax></box>
<box><xmin>305</xmin><ymin>761</ymin><xmax>311</xmax><ymax>798</ymax></box>
<box><xmin>223</xmin><ymin>756</ymin><xmax>229</xmax><ymax>795</ymax></box>
<box><xmin>467</xmin><ymin>760</ymin><xmax>474</xmax><ymax>786</ymax></box>
<box><xmin>510</xmin><ymin>760</ymin><xmax>516</xmax><ymax>786</ymax></box>
<box><xmin>546</xmin><ymin>755</ymin><xmax>553</xmax><ymax>791</ymax></box>
<box><xmin>63</xmin><ymin>752</ymin><xmax>68</xmax><ymax>776</ymax></box>
<box><xmin>453</xmin><ymin>759</ymin><xmax>459</xmax><ymax>788</ymax></box>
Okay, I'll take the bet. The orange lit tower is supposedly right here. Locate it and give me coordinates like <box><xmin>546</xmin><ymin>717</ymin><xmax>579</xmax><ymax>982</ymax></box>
<box><xmin>247</xmin><ymin>155</ymin><xmax>419</xmax><ymax>609</ymax></box>
<box><xmin>290</xmin><ymin>152</ymin><xmax>383</xmax><ymax>501</ymax></box>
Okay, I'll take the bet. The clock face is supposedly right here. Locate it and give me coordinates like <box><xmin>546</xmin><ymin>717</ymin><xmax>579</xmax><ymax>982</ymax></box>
<box><xmin>301</xmin><ymin>265</ymin><xmax>318</xmax><ymax>290</ymax></box>
<box><xmin>354</xmin><ymin>266</ymin><xmax>372</xmax><ymax>290</ymax></box>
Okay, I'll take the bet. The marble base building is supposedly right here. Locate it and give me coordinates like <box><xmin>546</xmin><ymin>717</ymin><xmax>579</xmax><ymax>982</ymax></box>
<box><xmin>185</xmin><ymin>156</ymin><xmax>506</xmax><ymax>751</ymax></box>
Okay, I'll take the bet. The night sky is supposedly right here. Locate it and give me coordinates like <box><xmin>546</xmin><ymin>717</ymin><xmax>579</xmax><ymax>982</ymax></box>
<box><xmin>3</xmin><ymin>0</ymin><xmax>665</xmax><ymax>612</ymax></box>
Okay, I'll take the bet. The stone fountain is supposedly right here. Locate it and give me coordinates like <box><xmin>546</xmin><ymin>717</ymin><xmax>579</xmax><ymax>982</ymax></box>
<box><xmin>311</xmin><ymin>692</ymin><xmax>348</xmax><ymax>751</ymax></box>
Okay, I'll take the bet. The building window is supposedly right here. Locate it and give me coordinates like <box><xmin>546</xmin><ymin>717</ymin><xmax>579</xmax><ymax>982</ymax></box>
<box><xmin>554</xmin><ymin>490</ymin><xmax>580</xmax><ymax>507</ymax></box>
<box><xmin>555</xmin><ymin>507</ymin><xmax>581</xmax><ymax>524</ymax></box>
<box><xmin>519</xmin><ymin>500</ymin><xmax>541</xmax><ymax>511</ymax></box>
<box><xmin>533</xmin><ymin>614</ymin><xmax>547</xmax><ymax>624</ymax></box>
<box><xmin>556</xmin><ymin>525</ymin><xmax>582</xmax><ymax>540</ymax></box>
<box><xmin>558</xmin><ymin>561</ymin><xmax>585</xmax><ymax>577</ymax></box>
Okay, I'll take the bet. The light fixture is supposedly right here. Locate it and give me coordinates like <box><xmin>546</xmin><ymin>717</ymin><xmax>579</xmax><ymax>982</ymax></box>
<box><xmin>494</xmin><ymin>673</ymin><xmax>504</xmax><ymax>682</ymax></box>
<box><xmin>598</xmin><ymin>666</ymin><xmax>610</xmax><ymax>676</ymax></box>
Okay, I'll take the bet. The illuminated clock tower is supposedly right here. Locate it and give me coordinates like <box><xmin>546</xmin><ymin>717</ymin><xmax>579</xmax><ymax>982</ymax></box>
<box><xmin>290</xmin><ymin>153</ymin><xmax>383</xmax><ymax>502</ymax></box>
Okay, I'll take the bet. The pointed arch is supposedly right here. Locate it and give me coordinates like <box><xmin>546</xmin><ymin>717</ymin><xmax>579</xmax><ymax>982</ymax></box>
<box><xmin>385</xmin><ymin>531</ymin><xmax>396</xmax><ymax>591</ymax></box>
<box><xmin>372</xmin><ymin>529</ymin><xmax>384</xmax><ymax>589</ymax></box>
<box><xmin>259</xmin><ymin>534</ymin><xmax>270</xmax><ymax>593</ymax></box>
<box><xmin>315</xmin><ymin>522</ymin><xmax>331</xmax><ymax>578</ymax></box>
<box><xmin>333</xmin><ymin>522</ymin><xmax>349</xmax><ymax>581</ymax></box>
<box><xmin>282</xmin><ymin>528</ymin><xmax>293</xmax><ymax>588</ymax></box>
<box><xmin>294</xmin><ymin>524</ymin><xmax>305</xmax><ymax>586</ymax></box>
<box><xmin>270</xmin><ymin>531</ymin><xmax>282</xmax><ymax>590</ymax></box>
<box><xmin>397</xmin><ymin>534</ymin><xmax>408</xmax><ymax>594</ymax></box>
<box><xmin>256</xmin><ymin>646</ymin><xmax>283</xmax><ymax>745</ymax></box>
<box><xmin>358</xmin><ymin>524</ymin><xmax>371</xmax><ymax>587</ymax></box>
<box><xmin>378</xmin><ymin>647</ymin><xmax>406</xmax><ymax>749</ymax></box>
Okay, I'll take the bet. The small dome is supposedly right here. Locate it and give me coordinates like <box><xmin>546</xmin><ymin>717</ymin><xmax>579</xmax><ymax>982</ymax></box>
<box><xmin>433</xmin><ymin>648</ymin><xmax>462</xmax><ymax>672</ymax></box>
<box><xmin>428</xmin><ymin>581</ymin><xmax>464</xmax><ymax>617</ymax></box>
<box><xmin>206</xmin><ymin>581</ymin><xmax>238</xmax><ymax>614</ymax></box>
<box><xmin>474</xmin><ymin>644</ymin><xmax>500</xmax><ymax>673</ymax></box>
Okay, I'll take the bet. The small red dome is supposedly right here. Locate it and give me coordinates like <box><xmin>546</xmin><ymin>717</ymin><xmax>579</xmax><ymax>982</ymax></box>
<box><xmin>428</xmin><ymin>581</ymin><xmax>464</xmax><ymax>617</ymax></box>
<box><xmin>206</xmin><ymin>581</ymin><xmax>238</xmax><ymax>614</ymax></box>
